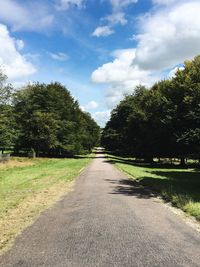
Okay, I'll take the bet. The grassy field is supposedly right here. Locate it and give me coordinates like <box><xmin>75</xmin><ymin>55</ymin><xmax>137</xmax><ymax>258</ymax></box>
<box><xmin>0</xmin><ymin>155</ymin><xmax>92</xmax><ymax>253</ymax></box>
<box><xmin>108</xmin><ymin>155</ymin><xmax>200</xmax><ymax>221</ymax></box>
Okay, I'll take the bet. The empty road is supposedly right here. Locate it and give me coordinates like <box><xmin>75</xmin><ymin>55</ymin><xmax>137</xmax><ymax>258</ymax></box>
<box><xmin>1</xmin><ymin>150</ymin><xmax>200</xmax><ymax>267</ymax></box>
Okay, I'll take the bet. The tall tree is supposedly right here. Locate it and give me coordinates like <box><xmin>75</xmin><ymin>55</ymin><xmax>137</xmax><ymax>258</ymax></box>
<box><xmin>14</xmin><ymin>82</ymin><xmax>100</xmax><ymax>155</ymax></box>
<box><xmin>0</xmin><ymin>71</ymin><xmax>15</xmax><ymax>152</ymax></box>
<box><xmin>102</xmin><ymin>55</ymin><xmax>200</xmax><ymax>164</ymax></box>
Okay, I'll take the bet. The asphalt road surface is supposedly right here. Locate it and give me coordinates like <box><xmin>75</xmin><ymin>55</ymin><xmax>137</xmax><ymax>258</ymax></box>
<box><xmin>1</xmin><ymin>150</ymin><xmax>200</xmax><ymax>267</ymax></box>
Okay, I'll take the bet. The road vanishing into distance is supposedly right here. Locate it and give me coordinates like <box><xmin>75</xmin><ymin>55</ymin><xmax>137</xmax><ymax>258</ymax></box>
<box><xmin>1</xmin><ymin>149</ymin><xmax>200</xmax><ymax>267</ymax></box>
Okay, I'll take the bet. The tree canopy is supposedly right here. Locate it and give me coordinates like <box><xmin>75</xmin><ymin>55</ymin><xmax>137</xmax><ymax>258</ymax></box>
<box><xmin>0</xmin><ymin>77</ymin><xmax>100</xmax><ymax>156</ymax></box>
<box><xmin>0</xmin><ymin>72</ymin><xmax>16</xmax><ymax>150</ymax></box>
<box><xmin>102</xmin><ymin>55</ymin><xmax>200</xmax><ymax>164</ymax></box>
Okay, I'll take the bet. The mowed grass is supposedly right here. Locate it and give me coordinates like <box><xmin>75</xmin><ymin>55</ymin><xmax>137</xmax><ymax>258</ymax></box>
<box><xmin>108</xmin><ymin>155</ymin><xmax>200</xmax><ymax>221</ymax></box>
<box><xmin>0</xmin><ymin>156</ymin><xmax>92</xmax><ymax>253</ymax></box>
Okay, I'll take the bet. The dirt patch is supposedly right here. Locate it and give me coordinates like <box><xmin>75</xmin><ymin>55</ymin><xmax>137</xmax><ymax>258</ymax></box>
<box><xmin>0</xmin><ymin>160</ymin><xmax>34</xmax><ymax>169</ymax></box>
<box><xmin>0</xmin><ymin>180</ymin><xmax>74</xmax><ymax>255</ymax></box>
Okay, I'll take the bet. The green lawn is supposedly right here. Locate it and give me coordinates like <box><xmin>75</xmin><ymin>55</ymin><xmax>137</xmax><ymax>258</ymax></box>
<box><xmin>0</xmin><ymin>155</ymin><xmax>92</xmax><ymax>253</ymax></box>
<box><xmin>108</xmin><ymin>155</ymin><xmax>200</xmax><ymax>220</ymax></box>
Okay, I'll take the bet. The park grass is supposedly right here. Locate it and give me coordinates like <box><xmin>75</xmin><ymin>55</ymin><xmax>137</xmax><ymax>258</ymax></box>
<box><xmin>108</xmin><ymin>155</ymin><xmax>200</xmax><ymax>221</ymax></box>
<box><xmin>0</xmin><ymin>155</ymin><xmax>92</xmax><ymax>254</ymax></box>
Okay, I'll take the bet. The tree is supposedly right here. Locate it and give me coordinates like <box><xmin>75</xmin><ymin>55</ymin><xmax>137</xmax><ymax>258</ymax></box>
<box><xmin>170</xmin><ymin>56</ymin><xmax>200</xmax><ymax>164</ymax></box>
<box><xmin>0</xmin><ymin>71</ymin><xmax>13</xmax><ymax>105</ymax></box>
<box><xmin>77</xmin><ymin>111</ymin><xmax>100</xmax><ymax>152</ymax></box>
<box><xmin>14</xmin><ymin>82</ymin><xmax>100</xmax><ymax>155</ymax></box>
<box><xmin>0</xmin><ymin>71</ymin><xmax>15</xmax><ymax>152</ymax></box>
<box><xmin>102</xmin><ymin>55</ymin><xmax>200</xmax><ymax>164</ymax></box>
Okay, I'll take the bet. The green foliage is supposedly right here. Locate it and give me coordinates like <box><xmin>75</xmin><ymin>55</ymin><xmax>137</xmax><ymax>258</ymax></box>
<box><xmin>0</xmin><ymin>69</ymin><xmax>100</xmax><ymax>156</ymax></box>
<box><xmin>0</xmin><ymin>106</ymin><xmax>16</xmax><ymax>150</ymax></box>
<box><xmin>102</xmin><ymin>55</ymin><xmax>200</xmax><ymax>162</ymax></box>
<box><xmin>13</xmin><ymin>82</ymin><xmax>100</xmax><ymax>155</ymax></box>
<box><xmin>0</xmin><ymin>71</ymin><xmax>13</xmax><ymax>106</ymax></box>
<box><xmin>0</xmin><ymin>72</ymin><xmax>16</xmax><ymax>151</ymax></box>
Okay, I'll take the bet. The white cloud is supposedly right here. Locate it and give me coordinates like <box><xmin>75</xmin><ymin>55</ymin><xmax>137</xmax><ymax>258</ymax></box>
<box><xmin>0</xmin><ymin>0</ymin><xmax>54</xmax><ymax>32</ymax></box>
<box><xmin>105</xmin><ymin>86</ymin><xmax>130</xmax><ymax>109</ymax></box>
<box><xmin>84</xmin><ymin>101</ymin><xmax>99</xmax><ymax>110</ymax></box>
<box><xmin>109</xmin><ymin>0</ymin><xmax>138</xmax><ymax>10</ymax></box>
<box><xmin>80</xmin><ymin>106</ymin><xmax>85</xmax><ymax>111</ymax></box>
<box><xmin>91</xmin><ymin>49</ymin><xmax>158</xmax><ymax>108</ymax></box>
<box><xmin>92</xmin><ymin>110</ymin><xmax>111</xmax><ymax>127</ymax></box>
<box><xmin>168</xmin><ymin>66</ymin><xmax>184</xmax><ymax>78</ymax></box>
<box><xmin>92</xmin><ymin>49</ymin><xmax>154</xmax><ymax>85</ymax></box>
<box><xmin>0</xmin><ymin>24</ymin><xmax>36</xmax><ymax>80</ymax></box>
<box><xmin>15</xmin><ymin>39</ymin><xmax>24</xmax><ymax>50</ymax></box>
<box><xmin>12</xmin><ymin>80</ymin><xmax>34</xmax><ymax>89</ymax></box>
<box><xmin>56</xmin><ymin>0</ymin><xmax>84</xmax><ymax>10</ymax></box>
<box><xmin>92</xmin><ymin>26</ymin><xmax>114</xmax><ymax>37</ymax></box>
<box><xmin>135</xmin><ymin>1</ymin><xmax>200</xmax><ymax>70</ymax></box>
<box><xmin>152</xmin><ymin>0</ymin><xmax>176</xmax><ymax>5</ymax></box>
<box><xmin>92</xmin><ymin>1</ymin><xmax>200</xmax><ymax>109</ymax></box>
<box><xmin>24</xmin><ymin>53</ymin><xmax>40</xmax><ymax>62</ymax></box>
<box><xmin>49</xmin><ymin>52</ymin><xmax>69</xmax><ymax>61</ymax></box>
<box><xmin>103</xmin><ymin>12</ymin><xmax>127</xmax><ymax>26</ymax></box>
<box><xmin>93</xmin><ymin>0</ymin><xmax>137</xmax><ymax>38</ymax></box>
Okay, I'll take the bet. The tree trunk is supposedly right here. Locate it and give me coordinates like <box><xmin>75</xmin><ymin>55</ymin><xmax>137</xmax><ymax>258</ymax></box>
<box><xmin>180</xmin><ymin>157</ymin><xmax>186</xmax><ymax>167</ymax></box>
<box><xmin>145</xmin><ymin>157</ymin><xmax>154</xmax><ymax>163</ymax></box>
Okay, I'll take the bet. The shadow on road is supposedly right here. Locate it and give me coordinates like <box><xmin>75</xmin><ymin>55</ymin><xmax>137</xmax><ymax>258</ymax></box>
<box><xmin>74</xmin><ymin>151</ymin><xmax>105</xmax><ymax>159</ymax></box>
<box><xmin>105</xmin><ymin>178</ymin><xmax>156</xmax><ymax>199</ymax></box>
<box><xmin>104</xmin><ymin>155</ymin><xmax>200</xmax><ymax>206</ymax></box>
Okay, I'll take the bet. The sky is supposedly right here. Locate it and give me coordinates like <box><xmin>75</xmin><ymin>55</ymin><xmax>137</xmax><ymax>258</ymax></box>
<box><xmin>1</xmin><ymin>0</ymin><xmax>200</xmax><ymax>127</ymax></box>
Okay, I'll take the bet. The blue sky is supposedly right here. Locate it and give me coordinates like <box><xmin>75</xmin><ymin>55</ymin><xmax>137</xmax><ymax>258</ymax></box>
<box><xmin>1</xmin><ymin>0</ymin><xmax>200</xmax><ymax>126</ymax></box>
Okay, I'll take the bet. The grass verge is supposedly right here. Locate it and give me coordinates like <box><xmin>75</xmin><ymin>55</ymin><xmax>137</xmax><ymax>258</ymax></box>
<box><xmin>108</xmin><ymin>155</ymin><xmax>200</xmax><ymax>221</ymax></box>
<box><xmin>0</xmin><ymin>155</ymin><xmax>92</xmax><ymax>254</ymax></box>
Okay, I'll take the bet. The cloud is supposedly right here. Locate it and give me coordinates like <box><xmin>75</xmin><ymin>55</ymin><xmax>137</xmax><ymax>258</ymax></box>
<box><xmin>92</xmin><ymin>0</ymin><xmax>137</xmax><ymax>37</ymax></box>
<box><xmin>49</xmin><ymin>52</ymin><xmax>69</xmax><ymax>61</ymax></box>
<box><xmin>55</xmin><ymin>0</ymin><xmax>85</xmax><ymax>10</ymax></box>
<box><xmin>92</xmin><ymin>110</ymin><xmax>111</xmax><ymax>127</ymax></box>
<box><xmin>80</xmin><ymin>106</ymin><xmax>85</xmax><ymax>111</ymax></box>
<box><xmin>104</xmin><ymin>86</ymin><xmax>130</xmax><ymax>109</ymax></box>
<box><xmin>91</xmin><ymin>49</ymin><xmax>157</xmax><ymax>108</ymax></box>
<box><xmin>109</xmin><ymin>0</ymin><xmax>138</xmax><ymax>10</ymax></box>
<box><xmin>103</xmin><ymin>12</ymin><xmax>127</xmax><ymax>26</ymax></box>
<box><xmin>168</xmin><ymin>66</ymin><xmax>184</xmax><ymax>78</ymax></box>
<box><xmin>91</xmin><ymin>49</ymin><xmax>154</xmax><ymax>85</ymax></box>
<box><xmin>0</xmin><ymin>0</ymin><xmax>54</xmax><ymax>32</ymax></box>
<box><xmin>152</xmin><ymin>0</ymin><xmax>176</xmax><ymax>5</ymax></box>
<box><xmin>81</xmin><ymin>101</ymin><xmax>99</xmax><ymax>113</ymax></box>
<box><xmin>0</xmin><ymin>24</ymin><xmax>36</xmax><ymax>80</ymax></box>
<box><xmin>92</xmin><ymin>26</ymin><xmax>114</xmax><ymax>37</ymax></box>
<box><xmin>91</xmin><ymin>0</ymin><xmax>200</xmax><ymax>109</ymax></box>
<box><xmin>15</xmin><ymin>39</ymin><xmax>24</xmax><ymax>50</ymax></box>
<box><xmin>12</xmin><ymin>80</ymin><xmax>34</xmax><ymax>89</ymax></box>
<box><xmin>135</xmin><ymin>1</ymin><xmax>200</xmax><ymax>70</ymax></box>
<box><xmin>84</xmin><ymin>101</ymin><xmax>99</xmax><ymax>110</ymax></box>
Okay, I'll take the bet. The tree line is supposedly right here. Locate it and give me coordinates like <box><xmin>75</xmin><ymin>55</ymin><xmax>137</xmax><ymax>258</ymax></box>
<box><xmin>102</xmin><ymin>55</ymin><xmax>200</xmax><ymax>165</ymax></box>
<box><xmin>0</xmin><ymin>72</ymin><xmax>100</xmax><ymax>156</ymax></box>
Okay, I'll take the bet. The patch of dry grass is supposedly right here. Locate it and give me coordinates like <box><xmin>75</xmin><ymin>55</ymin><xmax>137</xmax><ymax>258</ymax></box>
<box><xmin>0</xmin><ymin>180</ymin><xmax>74</xmax><ymax>254</ymax></box>
<box><xmin>0</xmin><ymin>159</ymin><xmax>34</xmax><ymax>169</ymax></box>
<box><xmin>0</xmin><ymin>156</ymin><xmax>91</xmax><ymax>254</ymax></box>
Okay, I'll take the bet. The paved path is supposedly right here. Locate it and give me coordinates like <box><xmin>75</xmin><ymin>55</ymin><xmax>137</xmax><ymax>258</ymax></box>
<box><xmin>1</xmin><ymin>151</ymin><xmax>200</xmax><ymax>267</ymax></box>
